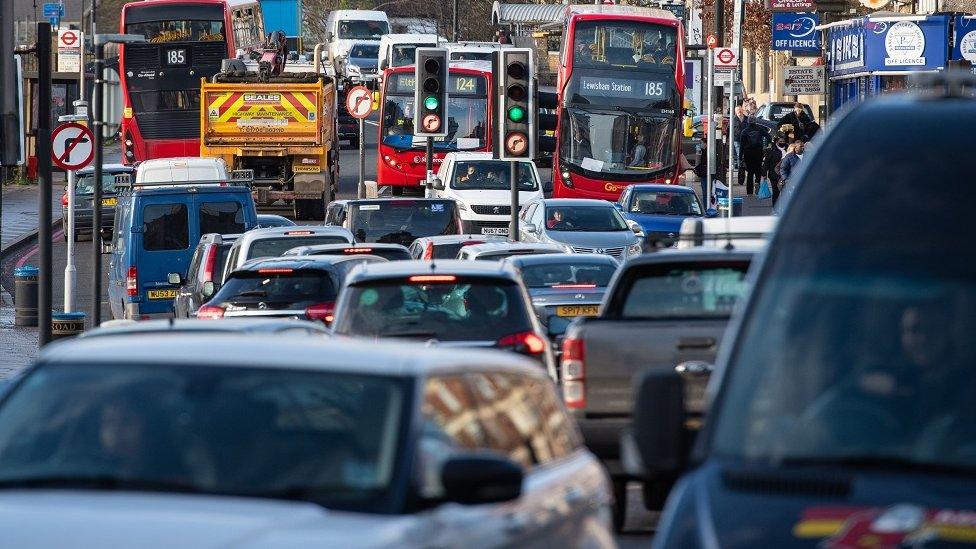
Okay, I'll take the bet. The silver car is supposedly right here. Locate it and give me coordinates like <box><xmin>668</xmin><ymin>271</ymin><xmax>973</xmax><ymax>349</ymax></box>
<box><xmin>0</xmin><ymin>335</ymin><xmax>614</xmax><ymax>548</ymax></box>
<box><xmin>517</xmin><ymin>198</ymin><xmax>643</xmax><ymax>260</ymax></box>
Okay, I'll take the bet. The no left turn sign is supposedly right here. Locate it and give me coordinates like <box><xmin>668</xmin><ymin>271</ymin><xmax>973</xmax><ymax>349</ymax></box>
<box><xmin>51</xmin><ymin>122</ymin><xmax>95</xmax><ymax>171</ymax></box>
<box><xmin>345</xmin><ymin>85</ymin><xmax>374</xmax><ymax>119</ymax></box>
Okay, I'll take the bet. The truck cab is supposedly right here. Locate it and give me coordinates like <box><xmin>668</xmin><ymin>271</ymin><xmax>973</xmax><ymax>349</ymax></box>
<box><xmin>430</xmin><ymin>152</ymin><xmax>543</xmax><ymax>237</ymax></box>
<box><xmin>325</xmin><ymin>10</ymin><xmax>390</xmax><ymax>77</ymax></box>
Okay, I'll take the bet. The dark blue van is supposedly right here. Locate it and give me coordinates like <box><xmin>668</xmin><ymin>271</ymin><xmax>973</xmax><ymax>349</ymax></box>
<box><xmin>108</xmin><ymin>181</ymin><xmax>258</xmax><ymax>320</ymax></box>
<box><xmin>628</xmin><ymin>89</ymin><xmax>976</xmax><ymax>546</ymax></box>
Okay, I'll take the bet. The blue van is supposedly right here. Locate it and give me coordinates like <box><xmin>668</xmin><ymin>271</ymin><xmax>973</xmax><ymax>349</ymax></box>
<box><xmin>108</xmin><ymin>181</ymin><xmax>258</xmax><ymax>320</ymax></box>
<box><xmin>627</xmin><ymin>90</ymin><xmax>976</xmax><ymax>546</ymax></box>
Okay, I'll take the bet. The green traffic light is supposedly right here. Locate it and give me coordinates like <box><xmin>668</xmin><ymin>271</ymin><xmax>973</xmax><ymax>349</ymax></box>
<box><xmin>508</xmin><ymin>105</ymin><xmax>526</xmax><ymax>123</ymax></box>
<box><xmin>424</xmin><ymin>96</ymin><xmax>439</xmax><ymax>111</ymax></box>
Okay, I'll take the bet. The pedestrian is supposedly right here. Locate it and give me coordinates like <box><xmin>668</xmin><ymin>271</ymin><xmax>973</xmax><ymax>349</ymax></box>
<box><xmin>694</xmin><ymin>137</ymin><xmax>709</xmax><ymax>205</ymax></box>
<box><xmin>778</xmin><ymin>139</ymin><xmax>805</xmax><ymax>194</ymax></box>
<box><xmin>777</xmin><ymin>102</ymin><xmax>813</xmax><ymax>140</ymax></box>
<box><xmin>762</xmin><ymin>133</ymin><xmax>788</xmax><ymax>204</ymax></box>
<box><xmin>738</xmin><ymin>122</ymin><xmax>765</xmax><ymax>195</ymax></box>
<box><xmin>732</xmin><ymin>106</ymin><xmax>746</xmax><ymax>168</ymax></box>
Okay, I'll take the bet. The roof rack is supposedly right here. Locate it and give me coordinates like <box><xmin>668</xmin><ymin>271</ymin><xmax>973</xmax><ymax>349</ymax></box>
<box><xmin>115</xmin><ymin>169</ymin><xmax>254</xmax><ymax>191</ymax></box>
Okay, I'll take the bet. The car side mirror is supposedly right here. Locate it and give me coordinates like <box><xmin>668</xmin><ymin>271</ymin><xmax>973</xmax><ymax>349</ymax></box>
<box><xmin>167</xmin><ymin>272</ymin><xmax>183</xmax><ymax>285</ymax></box>
<box><xmin>626</xmin><ymin>219</ymin><xmax>644</xmax><ymax>235</ymax></box>
<box><xmin>202</xmin><ymin>281</ymin><xmax>216</xmax><ymax>298</ymax></box>
<box><xmin>522</xmin><ymin>223</ymin><xmax>536</xmax><ymax>233</ymax></box>
<box><xmin>613</xmin><ymin>202</ymin><xmax>624</xmax><ymax>211</ymax></box>
<box><xmin>705</xmin><ymin>208</ymin><xmax>719</xmax><ymax>218</ymax></box>
<box><xmin>431</xmin><ymin>178</ymin><xmax>444</xmax><ymax>190</ymax></box>
<box><xmin>621</xmin><ymin>369</ymin><xmax>687</xmax><ymax>478</ymax></box>
<box><xmin>441</xmin><ymin>453</ymin><xmax>523</xmax><ymax>505</ymax></box>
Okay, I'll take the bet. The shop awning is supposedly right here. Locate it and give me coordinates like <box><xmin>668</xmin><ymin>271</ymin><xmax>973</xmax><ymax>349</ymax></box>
<box><xmin>492</xmin><ymin>2</ymin><xmax>566</xmax><ymax>27</ymax></box>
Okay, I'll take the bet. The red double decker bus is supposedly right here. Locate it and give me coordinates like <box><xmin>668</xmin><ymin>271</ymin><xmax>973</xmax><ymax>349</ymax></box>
<box><xmin>553</xmin><ymin>5</ymin><xmax>685</xmax><ymax>199</ymax></box>
<box><xmin>119</xmin><ymin>0</ymin><xmax>266</xmax><ymax>163</ymax></box>
<box><xmin>377</xmin><ymin>62</ymin><xmax>493</xmax><ymax>194</ymax></box>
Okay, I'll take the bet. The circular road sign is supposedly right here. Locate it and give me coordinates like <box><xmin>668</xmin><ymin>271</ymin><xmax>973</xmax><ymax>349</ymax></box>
<box><xmin>59</xmin><ymin>29</ymin><xmax>79</xmax><ymax>47</ymax></box>
<box><xmin>706</xmin><ymin>34</ymin><xmax>718</xmax><ymax>49</ymax></box>
<box><xmin>717</xmin><ymin>48</ymin><xmax>735</xmax><ymax>65</ymax></box>
<box><xmin>505</xmin><ymin>132</ymin><xmax>528</xmax><ymax>156</ymax></box>
<box><xmin>51</xmin><ymin>122</ymin><xmax>95</xmax><ymax>171</ymax></box>
<box><xmin>345</xmin><ymin>85</ymin><xmax>374</xmax><ymax>119</ymax></box>
<box><xmin>422</xmin><ymin>114</ymin><xmax>441</xmax><ymax>133</ymax></box>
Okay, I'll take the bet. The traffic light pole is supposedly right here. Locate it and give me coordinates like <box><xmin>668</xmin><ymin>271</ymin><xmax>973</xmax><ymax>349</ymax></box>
<box><xmin>92</xmin><ymin>41</ymin><xmax>105</xmax><ymax>327</ymax></box>
<box><xmin>509</xmin><ymin>161</ymin><xmax>518</xmax><ymax>242</ymax></box>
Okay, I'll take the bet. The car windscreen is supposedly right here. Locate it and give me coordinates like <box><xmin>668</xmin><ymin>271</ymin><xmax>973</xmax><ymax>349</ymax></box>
<box><xmin>0</xmin><ymin>362</ymin><xmax>409</xmax><ymax>514</ymax></box>
<box><xmin>520</xmin><ymin>261</ymin><xmax>617</xmax><ymax>288</ymax></box>
<box><xmin>213</xmin><ymin>270</ymin><xmax>337</xmax><ymax>310</ymax></box>
<box><xmin>543</xmin><ymin>205</ymin><xmax>628</xmax><ymax>232</ymax></box>
<box><xmin>451</xmin><ymin>161</ymin><xmax>538</xmax><ymax>191</ymax></box>
<box><xmin>350</xmin><ymin>202</ymin><xmax>458</xmax><ymax>245</ymax></box>
<box><xmin>338</xmin><ymin>19</ymin><xmax>389</xmax><ymax>39</ymax></box>
<box><xmin>335</xmin><ymin>278</ymin><xmax>532</xmax><ymax>342</ymax></box>
<box><xmin>349</xmin><ymin>44</ymin><xmax>379</xmax><ymax>58</ymax></box>
<box><xmin>629</xmin><ymin>190</ymin><xmax>702</xmax><ymax>216</ymax></box>
<box><xmin>769</xmin><ymin>103</ymin><xmax>814</xmax><ymax>121</ymax></box>
<box><xmin>246</xmin><ymin>236</ymin><xmax>351</xmax><ymax>260</ymax></box>
<box><xmin>75</xmin><ymin>173</ymin><xmax>121</xmax><ymax>195</ymax></box>
<box><xmin>618</xmin><ymin>262</ymin><xmax>749</xmax><ymax>319</ymax></box>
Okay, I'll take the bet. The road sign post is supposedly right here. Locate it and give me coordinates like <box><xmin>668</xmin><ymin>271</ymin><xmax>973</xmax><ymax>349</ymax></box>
<box><xmin>37</xmin><ymin>22</ymin><xmax>53</xmax><ymax>346</ymax></box>
<box><xmin>345</xmin><ymin>85</ymin><xmax>374</xmax><ymax>199</ymax></box>
<box><xmin>55</xmin><ymin>115</ymin><xmax>93</xmax><ymax>314</ymax></box>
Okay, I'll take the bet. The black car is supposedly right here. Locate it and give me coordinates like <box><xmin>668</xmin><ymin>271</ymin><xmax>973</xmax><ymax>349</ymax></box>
<box><xmin>171</xmin><ymin>233</ymin><xmax>239</xmax><ymax>319</ymax></box>
<box><xmin>634</xmin><ymin>86</ymin><xmax>976</xmax><ymax>547</ymax></box>
<box><xmin>346</xmin><ymin>198</ymin><xmax>461</xmax><ymax>247</ymax></box>
<box><xmin>60</xmin><ymin>163</ymin><xmax>133</xmax><ymax>241</ymax></box>
<box><xmin>198</xmin><ymin>255</ymin><xmax>384</xmax><ymax>324</ymax></box>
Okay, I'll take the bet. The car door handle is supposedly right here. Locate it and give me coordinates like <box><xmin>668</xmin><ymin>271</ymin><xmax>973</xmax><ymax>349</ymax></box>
<box><xmin>677</xmin><ymin>337</ymin><xmax>716</xmax><ymax>350</ymax></box>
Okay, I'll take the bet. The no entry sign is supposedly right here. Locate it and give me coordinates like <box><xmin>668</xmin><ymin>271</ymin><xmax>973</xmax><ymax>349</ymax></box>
<box><xmin>345</xmin><ymin>86</ymin><xmax>374</xmax><ymax>119</ymax></box>
<box><xmin>51</xmin><ymin>122</ymin><xmax>95</xmax><ymax>170</ymax></box>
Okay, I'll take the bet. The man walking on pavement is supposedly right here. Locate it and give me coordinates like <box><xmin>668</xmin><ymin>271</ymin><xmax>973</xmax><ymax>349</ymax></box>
<box><xmin>762</xmin><ymin>133</ymin><xmax>788</xmax><ymax>204</ymax></box>
<box><xmin>779</xmin><ymin>139</ymin><xmax>805</xmax><ymax>195</ymax></box>
<box><xmin>777</xmin><ymin>102</ymin><xmax>813</xmax><ymax>141</ymax></box>
<box><xmin>732</xmin><ymin>106</ymin><xmax>746</xmax><ymax>169</ymax></box>
<box><xmin>738</xmin><ymin>121</ymin><xmax>765</xmax><ymax>196</ymax></box>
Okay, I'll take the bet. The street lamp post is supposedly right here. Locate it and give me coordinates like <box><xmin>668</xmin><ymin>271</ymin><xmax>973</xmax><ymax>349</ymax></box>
<box><xmin>91</xmin><ymin>33</ymin><xmax>145</xmax><ymax>327</ymax></box>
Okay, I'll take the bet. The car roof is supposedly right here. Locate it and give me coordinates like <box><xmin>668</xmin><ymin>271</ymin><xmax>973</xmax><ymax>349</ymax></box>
<box><xmin>39</xmin><ymin>334</ymin><xmax>544</xmax><ymax>379</ymax></box>
<box><xmin>625</xmin><ymin>247</ymin><xmax>757</xmax><ymax>266</ymax></box>
<box><xmin>293</xmin><ymin>242</ymin><xmax>408</xmax><ymax>252</ymax></box>
<box><xmin>414</xmin><ymin>234</ymin><xmax>507</xmax><ymax>245</ymax></box>
<box><xmin>345</xmin><ymin>259</ymin><xmax>519</xmax><ymax>284</ymax></box>
<box><xmin>443</xmin><ymin>152</ymin><xmax>533</xmax><ymax>162</ymax></box>
<box><xmin>236</xmin><ymin>255</ymin><xmax>376</xmax><ymax>272</ymax></box>
<box><xmin>235</xmin><ymin>225</ymin><xmax>354</xmax><ymax>245</ymax></box>
<box><xmin>627</xmin><ymin>184</ymin><xmax>696</xmax><ymax>193</ymax></box>
<box><xmin>81</xmin><ymin>318</ymin><xmax>330</xmax><ymax>338</ymax></box>
<box><xmin>77</xmin><ymin>164</ymin><xmax>132</xmax><ymax>175</ymax></box>
<box><xmin>348</xmin><ymin>198</ymin><xmax>453</xmax><ymax>205</ymax></box>
<box><xmin>503</xmin><ymin>252</ymin><xmax>618</xmax><ymax>267</ymax></box>
<box><xmin>462</xmin><ymin>242</ymin><xmax>565</xmax><ymax>254</ymax></box>
<box><xmin>129</xmin><ymin>185</ymin><xmax>249</xmax><ymax>197</ymax></box>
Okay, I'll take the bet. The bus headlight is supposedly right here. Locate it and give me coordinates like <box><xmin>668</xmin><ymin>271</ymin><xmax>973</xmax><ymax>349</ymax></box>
<box><xmin>124</xmin><ymin>139</ymin><xmax>132</xmax><ymax>147</ymax></box>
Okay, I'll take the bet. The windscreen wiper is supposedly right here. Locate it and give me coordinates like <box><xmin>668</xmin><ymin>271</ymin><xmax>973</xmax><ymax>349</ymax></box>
<box><xmin>778</xmin><ymin>455</ymin><xmax>976</xmax><ymax>476</ymax></box>
<box><xmin>0</xmin><ymin>475</ymin><xmax>204</xmax><ymax>493</ymax></box>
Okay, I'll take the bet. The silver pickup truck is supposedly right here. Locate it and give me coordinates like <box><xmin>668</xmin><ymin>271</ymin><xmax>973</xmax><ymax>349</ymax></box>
<box><xmin>560</xmin><ymin>246</ymin><xmax>756</xmax><ymax>531</ymax></box>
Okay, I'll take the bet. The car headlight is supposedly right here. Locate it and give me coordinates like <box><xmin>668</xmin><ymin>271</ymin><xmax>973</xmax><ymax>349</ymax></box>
<box><xmin>627</xmin><ymin>242</ymin><xmax>643</xmax><ymax>257</ymax></box>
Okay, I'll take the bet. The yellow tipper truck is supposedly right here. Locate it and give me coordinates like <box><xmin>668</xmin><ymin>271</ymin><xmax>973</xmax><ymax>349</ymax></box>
<box><xmin>200</xmin><ymin>72</ymin><xmax>339</xmax><ymax>220</ymax></box>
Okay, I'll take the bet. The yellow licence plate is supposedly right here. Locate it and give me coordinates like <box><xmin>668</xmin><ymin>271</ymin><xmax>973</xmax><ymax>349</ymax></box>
<box><xmin>102</xmin><ymin>197</ymin><xmax>117</xmax><ymax>206</ymax></box>
<box><xmin>555</xmin><ymin>305</ymin><xmax>599</xmax><ymax>317</ymax></box>
<box><xmin>147</xmin><ymin>289</ymin><xmax>178</xmax><ymax>300</ymax></box>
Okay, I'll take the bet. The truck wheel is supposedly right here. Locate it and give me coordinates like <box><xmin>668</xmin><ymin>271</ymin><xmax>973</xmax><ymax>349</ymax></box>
<box><xmin>612</xmin><ymin>480</ymin><xmax>628</xmax><ymax>533</ymax></box>
<box><xmin>312</xmin><ymin>194</ymin><xmax>326</xmax><ymax>220</ymax></box>
<box><xmin>293</xmin><ymin>199</ymin><xmax>312</xmax><ymax>220</ymax></box>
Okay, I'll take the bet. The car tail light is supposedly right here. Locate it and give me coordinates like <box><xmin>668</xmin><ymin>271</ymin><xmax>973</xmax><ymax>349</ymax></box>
<box><xmin>200</xmin><ymin>244</ymin><xmax>219</xmax><ymax>282</ymax></box>
<box><xmin>497</xmin><ymin>331</ymin><xmax>546</xmax><ymax>360</ymax></box>
<box><xmin>344</xmin><ymin>247</ymin><xmax>373</xmax><ymax>254</ymax></box>
<box><xmin>197</xmin><ymin>304</ymin><xmax>225</xmax><ymax>319</ymax></box>
<box><xmin>551</xmin><ymin>284</ymin><xmax>597</xmax><ymax>289</ymax></box>
<box><xmin>285</xmin><ymin>230</ymin><xmax>314</xmax><ymax>236</ymax></box>
<box><xmin>561</xmin><ymin>335</ymin><xmax>586</xmax><ymax>409</ymax></box>
<box><xmin>422</xmin><ymin>242</ymin><xmax>434</xmax><ymax>260</ymax></box>
<box><xmin>258</xmin><ymin>268</ymin><xmax>293</xmax><ymax>274</ymax></box>
<box><xmin>461</xmin><ymin>240</ymin><xmax>484</xmax><ymax>247</ymax></box>
<box><xmin>61</xmin><ymin>193</ymin><xmax>68</xmax><ymax>207</ymax></box>
<box><xmin>305</xmin><ymin>301</ymin><xmax>335</xmax><ymax>324</ymax></box>
<box><xmin>126</xmin><ymin>266</ymin><xmax>138</xmax><ymax>297</ymax></box>
<box><xmin>408</xmin><ymin>275</ymin><xmax>457</xmax><ymax>283</ymax></box>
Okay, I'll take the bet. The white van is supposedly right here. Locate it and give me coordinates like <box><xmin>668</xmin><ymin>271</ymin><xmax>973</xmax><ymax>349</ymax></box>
<box><xmin>134</xmin><ymin>157</ymin><xmax>231</xmax><ymax>184</ymax></box>
<box><xmin>429</xmin><ymin>152</ymin><xmax>543</xmax><ymax>236</ymax></box>
<box><xmin>378</xmin><ymin>34</ymin><xmax>440</xmax><ymax>70</ymax></box>
<box><xmin>446</xmin><ymin>41</ymin><xmax>512</xmax><ymax>62</ymax></box>
<box><xmin>325</xmin><ymin>10</ymin><xmax>390</xmax><ymax>71</ymax></box>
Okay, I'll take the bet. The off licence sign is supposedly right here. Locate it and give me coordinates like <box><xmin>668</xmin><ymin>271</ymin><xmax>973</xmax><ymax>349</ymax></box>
<box><xmin>784</xmin><ymin>66</ymin><xmax>825</xmax><ymax>95</ymax></box>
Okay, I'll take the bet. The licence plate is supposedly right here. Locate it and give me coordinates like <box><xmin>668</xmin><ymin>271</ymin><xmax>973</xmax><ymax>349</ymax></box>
<box><xmin>147</xmin><ymin>289</ymin><xmax>178</xmax><ymax>300</ymax></box>
<box><xmin>555</xmin><ymin>305</ymin><xmax>599</xmax><ymax>317</ymax></box>
<box><xmin>482</xmin><ymin>227</ymin><xmax>508</xmax><ymax>235</ymax></box>
<box><xmin>102</xmin><ymin>197</ymin><xmax>117</xmax><ymax>206</ymax></box>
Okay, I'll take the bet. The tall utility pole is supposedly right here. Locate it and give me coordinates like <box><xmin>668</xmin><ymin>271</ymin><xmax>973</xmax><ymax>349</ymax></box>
<box><xmin>37</xmin><ymin>23</ymin><xmax>53</xmax><ymax>346</ymax></box>
<box><xmin>452</xmin><ymin>0</ymin><xmax>459</xmax><ymax>42</ymax></box>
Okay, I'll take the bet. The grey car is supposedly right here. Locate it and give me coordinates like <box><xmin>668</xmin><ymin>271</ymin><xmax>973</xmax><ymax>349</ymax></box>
<box><xmin>60</xmin><ymin>163</ymin><xmax>133</xmax><ymax>241</ymax></box>
<box><xmin>517</xmin><ymin>198</ymin><xmax>643</xmax><ymax>260</ymax></box>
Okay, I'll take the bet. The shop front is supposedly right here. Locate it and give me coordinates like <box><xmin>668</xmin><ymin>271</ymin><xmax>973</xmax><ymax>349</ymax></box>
<box><xmin>826</xmin><ymin>15</ymin><xmax>950</xmax><ymax>113</ymax></box>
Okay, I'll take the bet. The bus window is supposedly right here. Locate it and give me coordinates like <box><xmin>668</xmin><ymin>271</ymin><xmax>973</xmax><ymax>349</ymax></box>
<box><xmin>127</xmin><ymin>20</ymin><xmax>225</xmax><ymax>44</ymax></box>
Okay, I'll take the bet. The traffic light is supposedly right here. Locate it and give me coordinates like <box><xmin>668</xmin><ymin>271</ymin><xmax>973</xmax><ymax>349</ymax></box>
<box><xmin>496</xmin><ymin>49</ymin><xmax>534</xmax><ymax>161</ymax></box>
<box><xmin>413</xmin><ymin>47</ymin><xmax>449</xmax><ymax>138</ymax></box>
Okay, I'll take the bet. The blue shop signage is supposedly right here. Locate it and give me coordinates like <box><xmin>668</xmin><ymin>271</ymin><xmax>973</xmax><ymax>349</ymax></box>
<box><xmin>772</xmin><ymin>12</ymin><xmax>821</xmax><ymax>53</ymax></box>
<box><xmin>828</xmin><ymin>16</ymin><xmax>949</xmax><ymax>76</ymax></box>
<box><xmin>952</xmin><ymin>15</ymin><xmax>976</xmax><ymax>64</ymax></box>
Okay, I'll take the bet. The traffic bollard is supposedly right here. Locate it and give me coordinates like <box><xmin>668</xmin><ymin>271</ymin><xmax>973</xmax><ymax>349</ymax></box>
<box><xmin>51</xmin><ymin>311</ymin><xmax>86</xmax><ymax>340</ymax></box>
<box><xmin>14</xmin><ymin>265</ymin><xmax>39</xmax><ymax>327</ymax></box>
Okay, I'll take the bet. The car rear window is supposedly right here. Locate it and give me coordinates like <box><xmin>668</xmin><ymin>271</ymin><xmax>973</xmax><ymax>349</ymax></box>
<box><xmin>247</xmin><ymin>236</ymin><xmax>351</xmax><ymax>260</ymax></box>
<box><xmin>336</xmin><ymin>278</ymin><xmax>532</xmax><ymax>341</ymax></box>
<box><xmin>350</xmin><ymin>201</ymin><xmax>459</xmax><ymax>245</ymax></box>
<box><xmin>75</xmin><ymin>173</ymin><xmax>120</xmax><ymax>195</ymax></box>
<box><xmin>143</xmin><ymin>204</ymin><xmax>189</xmax><ymax>251</ymax></box>
<box><xmin>618</xmin><ymin>262</ymin><xmax>750</xmax><ymax>319</ymax></box>
<box><xmin>200</xmin><ymin>202</ymin><xmax>245</xmax><ymax>235</ymax></box>
<box><xmin>312</xmin><ymin>248</ymin><xmax>411</xmax><ymax>261</ymax></box>
<box><xmin>520</xmin><ymin>261</ymin><xmax>616</xmax><ymax>288</ymax></box>
<box><xmin>214</xmin><ymin>270</ymin><xmax>338</xmax><ymax>309</ymax></box>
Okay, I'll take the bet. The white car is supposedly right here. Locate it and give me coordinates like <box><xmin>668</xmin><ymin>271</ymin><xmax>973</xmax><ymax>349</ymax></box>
<box><xmin>430</xmin><ymin>152</ymin><xmax>544</xmax><ymax>237</ymax></box>
<box><xmin>221</xmin><ymin>225</ymin><xmax>355</xmax><ymax>282</ymax></box>
<box><xmin>0</xmin><ymin>334</ymin><xmax>615</xmax><ymax>548</ymax></box>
